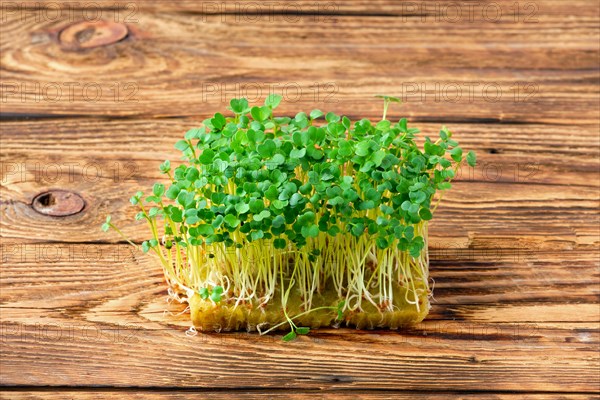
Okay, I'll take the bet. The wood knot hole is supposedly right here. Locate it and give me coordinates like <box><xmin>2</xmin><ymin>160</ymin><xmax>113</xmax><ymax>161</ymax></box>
<box><xmin>32</xmin><ymin>190</ymin><xmax>85</xmax><ymax>217</ymax></box>
<box><xmin>59</xmin><ymin>20</ymin><xmax>128</xmax><ymax>49</ymax></box>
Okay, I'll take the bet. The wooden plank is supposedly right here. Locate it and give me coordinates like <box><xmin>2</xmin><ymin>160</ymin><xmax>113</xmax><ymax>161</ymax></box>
<box><xmin>1</xmin><ymin>0</ymin><xmax>598</xmax><ymax>394</ymax></box>
<box><xmin>3</xmin><ymin>0</ymin><xmax>599</xmax><ymax>16</ymax></box>
<box><xmin>0</xmin><ymin>312</ymin><xmax>598</xmax><ymax>390</ymax></box>
<box><xmin>1</xmin><ymin>241</ymin><xmax>598</xmax><ymax>316</ymax></box>
<box><xmin>1</xmin><ymin>119</ymin><xmax>598</xmax><ymax>247</ymax></box>
<box><xmin>0</xmin><ymin>9</ymin><xmax>598</xmax><ymax>121</ymax></box>
<box><xmin>0</xmin><ymin>234</ymin><xmax>598</xmax><ymax>389</ymax></box>
<box><xmin>1</xmin><ymin>119</ymin><xmax>598</xmax><ymax>186</ymax></box>
<box><xmin>2</xmin><ymin>175</ymin><xmax>598</xmax><ymax>247</ymax></box>
<box><xmin>1</xmin><ymin>261</ymin><xmax>599</xmax><ymax>392</ymax></box>
<box><xmin>1</xmin><ymin>390</ymin><xmax>597</xmax><ymax>399</ymax></box>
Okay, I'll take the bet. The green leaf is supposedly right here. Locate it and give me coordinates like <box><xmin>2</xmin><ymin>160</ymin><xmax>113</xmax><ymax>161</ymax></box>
<box><xmin>247</xmin><ymin>129</ymin><xmax>265</xmax><ymax>144</ymax></box>
<box><xmin>355</xmin><ymin>141</ymin><xmax>370</xmax><ymax>157</ymax></box>
<box><xmin>265</xmin><ymin>185</ymin><xmax>279</xmax><ymax>200</ymax></box>
<box><xmin>467</xmin><ymin>151</ymin><xmax>477</xmax><ymax>167</ymax></box>
<box><xmin>301</xmin><ymin>224</ymin><xmax>320</xmax><ymax>238</ymax></box>
<box><xmin>265</xmin><ymin>93</ymin><xmax>282</xmax><ymax>109</ymax></box>
<box><xmin>419</xmin><ymin>208</ymin><xmax>433</xmax><ymax>220</ymax></box>
<box><xmin>196</xmin><ymin>224</ymin><xmax>215</xmax><ymax>236</ymax></box>
<box><xmin>235</xmin><ymin>202</ymin><xmax>250</xmax><ymax>214</ymax></box>
<box><xmin>292</xmin><ymin>131</ymin><xmax>309</xmax><ymax>146</ymax></box>
<box><xmin>185</xmin><ymin>128</ymin><xmax>200</xmax><ymax>140</ymax></box>
<box><xmin>376</xmin><ymin>237</ymin><xmax>389</xmax><ymax>249</ymax></box>
<box><xmin>253</xmin><ymin>209</ymin><xmax>271</xmax><ymax>222</ymax></box>
<box><xmin>450</xmin><ymin>147</ymin><xmax>463</xmax><ymax>162</ymax></box>
<box><xmin>375</xmin><ymin>94</ymin><xmax>401</xmax><ymax>103</ymax></box>
<box><xmin>230</xmin><ymin>98</ymin><xmax>249</xmax><ymax>114</ymax></box>
<box><xmin>325</xmin><ymin>112</ymin><xmax>340</xmax><ymax>123</ymax></box>
<box><xmin>290</xmin><ymin>148</ymin><xmax>306</xmax><ymax>159</ymax></box>
<box><xmin>212</xmin><ymin>214</ymin><xmax>224</xmax><ymax>228</ymax></box>
<box><xmin>224</xmin><ymin>214</ymin><xmax>240</xmax><ymax>228</ymax></box>
<box><xmin>169</xmin><ymin>208</ymin><xmax>183</xmax><ymax>223</ymax></box>
<box><xmin>250</xmin><ymin>230</ymin><xmax>264</xmax><ymax>241</ymax></box>
<box><xmin>198</xmin><ymin>148</ymin><xmax>215</xmax><ymax>164</ymax></box>
<box><xmin>211</xmin><ymin>113</ymin><xmax>226</xmax><ymax>130</ymax></box>
<box><xmin>273</xmin><ymin>238</ymin><xmax>287</xmax><ymax>249</ymax></box>
<box><xmin>174</xmin><ymin>140</ymin><xmax>190</xmax><ymax>151</ymax></box>
<box><xmin>409</xmin><ymin>190</ymin><xmax>426</xmax><ymax>204</ymax></box>
<box><xmin>213</xmin><ymin>286</ymin><xmax>224</xmax><ymax>295</ymax></box>
<box><xmin>210</xmin><ymin>291</ymin><xmax>222</xmax><ymax>303</ymax></box>
<box><xmin>272</xmin><ymin>215</ymin><xmax>286</xmax><ymax>228</ymax></box>
<box><xmin>249</xmin><ymin>199</ymin><xmax>265</xmax><ymax>213</ymax></box>
<box><xmin>424</xmin><ymin>141</ymin><xmax>444</xmax><ymax>156</ymax></box>
<box><xmin>271</xmin><ymin>153</ymin><xmax>285</xmax><ymax>165</ymax></box>
<box><xmin>257</xmin><ymin>139</ymin><xmax>276</xmax><ymax>158</ymax></box>
<box><xmin>165</xmin><ymin>185</ymin><xmax>180</xmax><ymax>200</ymax></box>
<box><xmin>296</xmin><ymin>327</ymin><xmax>310</xmax><ymax>335</ymax></box>
<box><xmin>101</xmin><ymin>223</ymin><xmax>110</xmax><ymax>232</ymax></box>
<box><xmin>198</xmin><ymin>287</ymin><xmax>209</xmax><ymax>300</ymax></box>
<box><xmin>309</xmin><ymin>109</ymin><xmax>323</xmax><ymax>119</ymax></box>
<box><xmin>282</xmin><ymin>331</ymin><xmax>297</xmax><ymax>342</ymax></box>
<box><xmin>153</xmin><ymin>183</ymin><xmax>165</xmax><ymax>197</ymax></box>
<box><xmin>376</xmin><ymin>120</ymin><xmax>391</xmax><ymax>131</ymax></box>
<box><xmin>399</xmin><ymin>118</ymin><xmax>408</xmax><ymax>132</ymax></box>
<box><xmin>251</xmin><ymin>106</ymin><xmax>270</xmax><ymax>122</ymax></box>
<box><xmin>159</xmin><ymin>160</ymin><xmax>171</xmax><ymax>173</ymax></box>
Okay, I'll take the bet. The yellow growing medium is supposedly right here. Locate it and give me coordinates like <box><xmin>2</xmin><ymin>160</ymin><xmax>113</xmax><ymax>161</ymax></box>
<box><xmin>162</xmin><ymin>221</ymin><xmax>430</xmax><ymax>332</ymax></box>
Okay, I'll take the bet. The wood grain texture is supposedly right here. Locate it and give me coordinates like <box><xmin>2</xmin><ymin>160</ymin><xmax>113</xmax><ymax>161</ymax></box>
<box><xmin>5</xmin><ymin>0</ymin><xmax>600</xmax><ymax>16</ymax></box>
<box><xmin>1</xmin><ymin>391</ymin><xmax>598</xmax><ymax>400</ymax></box>
<box><xmin>1</xmin><ymin>0</ymin><xmax>599</xmax><ymax>396</ymax></box>
<box><xmin>1</xmin><ymin>265</ymin><xmax>599</xmax><ymax>391</ymax></box>
<box><xmin>1</xmin><ymin>5</ymin><xmax>598</xmax><ymax>121</ymax></box>
<box><xmin>1</xmin><ymin>119</ymin><xmax>598</xmax><ymax>249</ymax></box>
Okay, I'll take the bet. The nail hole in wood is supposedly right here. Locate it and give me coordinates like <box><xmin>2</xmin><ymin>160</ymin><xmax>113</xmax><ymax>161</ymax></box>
<box><xmin>32</xmin><ymin>190</ymin><xmax>85</xmax><ymax>217</ymax></box>
<box><xmin>488</xmin><ymin>148</ymin><xmax>502</xmax><ymax>154</ymax></box>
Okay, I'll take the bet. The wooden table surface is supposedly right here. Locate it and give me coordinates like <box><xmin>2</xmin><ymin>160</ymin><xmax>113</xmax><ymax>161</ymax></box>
<box><xmin>1</xmin><ymin>1</ymin><xmax>599</xmax><ymax>398</ymax></box>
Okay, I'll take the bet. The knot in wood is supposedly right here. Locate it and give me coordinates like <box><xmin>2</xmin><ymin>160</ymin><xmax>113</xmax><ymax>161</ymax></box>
<box><xmin>32</xmin><ymin>190</ymin><xmax>85</xmax><ymax>217</ymax></box>
<box><xmin>59</xmin><ymin>20</ymin><xmax>128</xmax><ymax>49</ymax></box>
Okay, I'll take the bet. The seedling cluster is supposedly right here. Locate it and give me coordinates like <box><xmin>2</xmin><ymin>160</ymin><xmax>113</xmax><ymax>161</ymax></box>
<box><xmin>103</xmin><ymin>95</ymin><xmax>475</xmax><ymax>339</ymax></box>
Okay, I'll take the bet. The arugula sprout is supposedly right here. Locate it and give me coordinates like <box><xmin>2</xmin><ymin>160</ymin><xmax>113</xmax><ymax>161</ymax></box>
<box><xmin>102</xmin><ymin>95</ymin><xmax>476</xmax><ymax>339</ymax></box>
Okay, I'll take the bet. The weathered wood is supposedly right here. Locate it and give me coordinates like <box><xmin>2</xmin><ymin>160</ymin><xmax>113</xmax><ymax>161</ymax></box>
<box><xmin>1</xmin><ymin>119</ymin><xmax>598</xmax><ymax>186</ymax></box>
<box><xmin>0</xmin><ymin>320</ymin><xmax>598</xmax><ymax>390</ymax></box>
<box><xmin>0</xmin><ymin>8</ymin><xmax>598</xmax><ymax>121</ymax></box>
<box><xmin>1</xmin><ymin>391</ymin><xmax>597</xmax><ymax>400</ymax></box>
<box><xmin>2</xmin><ymin>176</ymin><xmax>598</xmax><ymax>247</ymax></box>
<box><xmin>1</xmin><ymin>240</ymin><xmax>598</xmax><ymax>322</ymax></box>
<box><xmin>1</xmin><ymin>119</ymin><xmax>598</xmax><ymax>249</ymax></box>
<box><xmin>1</xmin><ymin>277</ymin><xmax>599</xmax><ymax>391</ymax></box>
<box><xmin>4</xmin><ymin>0</ymin><xmax>599</xmax><ymax>16</ymax></box>
<box><xmin>1</xmin><ymin>0</ymin><xmax>598</xmax><ymax>395</ymax></box>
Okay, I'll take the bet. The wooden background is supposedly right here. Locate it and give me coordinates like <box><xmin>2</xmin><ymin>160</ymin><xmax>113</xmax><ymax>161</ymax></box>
<box><xmin>1</xmin><ymin>0</ymin><xmax>599</xmax><ymax>398</ymax></box>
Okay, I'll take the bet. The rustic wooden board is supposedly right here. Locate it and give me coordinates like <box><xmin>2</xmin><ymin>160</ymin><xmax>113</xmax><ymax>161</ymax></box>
<box><xmin>1</xmin><ymin>119</ymin><xmax>598</xmax><ymax>247</ymax></box>
<box><xmin>1</xmin><ymin>0</ymin><xmax>599</xmax><ymax>397</ymax></box>
<box><xmin>5</xmin><ymin>0</ymin><xmax>600</xmax><ymax>16</ymax></box>
<box><xmin>1</xmin><ymin>264</ymin><xmax>599</xmax><ymax>391</ymax></box>
<box><xmin>1</xmin><ymin>391</ymin><xmax>597</xmax><ymax>400</ymax></box>
<box><xmin>1</xmin><ymin>6</ymin><xmax>598</xmax><ymax>122</ymax></box>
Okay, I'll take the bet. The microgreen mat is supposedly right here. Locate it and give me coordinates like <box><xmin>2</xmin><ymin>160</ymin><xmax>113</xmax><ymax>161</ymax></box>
<box><xmin>103</xmin><ymin>95</ymin><xmax>476</xmax><ymax>339</ymax></box>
